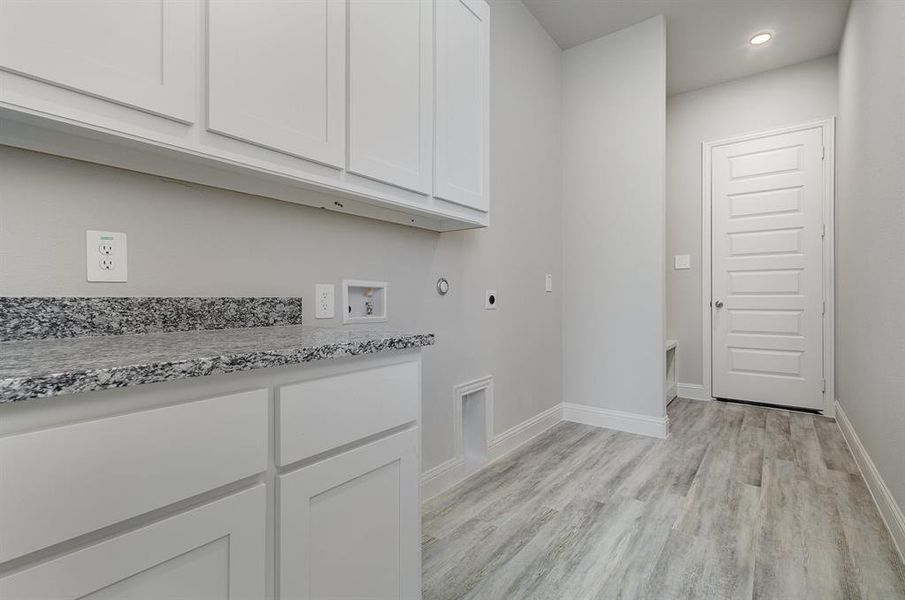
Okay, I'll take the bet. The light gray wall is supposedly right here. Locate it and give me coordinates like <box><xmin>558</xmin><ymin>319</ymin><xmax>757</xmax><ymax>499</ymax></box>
<box><xmin>0</xmin><ymin>0</ymin><xmax>563</xmax><ymax>474</ymax></box>
<box><xmin>562</xmin><ymin>16</ymin><xmax>667</xmax><ymax>418</ymax></box>
<box><xmin>836</xmin><ymin>0</ymin><xmax>905</xmax><ymax>514</ymax></box>
<box><xmin>666</xmin><ymin>56</ymin><xmax>838</xmax><ymax>387</ymax></box>
<box><xmin>422</xmin><ymin>0</ymin><xmax>563</xmax><ymax>469</ymax></box>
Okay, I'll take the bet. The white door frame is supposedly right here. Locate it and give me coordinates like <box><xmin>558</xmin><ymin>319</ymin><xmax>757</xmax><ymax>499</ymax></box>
<box><xmin>701</xmin><ymin>118</ymin><xmax>836</xmax><ymax>415</ymax></box>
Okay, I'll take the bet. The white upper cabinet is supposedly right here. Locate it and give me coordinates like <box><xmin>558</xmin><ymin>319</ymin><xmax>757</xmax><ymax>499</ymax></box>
<box><xmin>434</xmin><ymin>0</ymin><xmax>490</xmax><ymax>212</ymax></box>
<box><xmin>0</xmin><ymin>0</ymin><xmax>195</xmax><ymax>123</ymax></box>
<box><xmin>207</xmin><ymin>0</ymin><xmax>345</xmax><ymax>168</ymax></box>
<box><xmin>0</xmin><ymin>0</ymin><xmax>490</xmax><ymax>230</ymax></box>
<box><xmin>348</xmin><ymin>0</ymin><xmax>433</xmax><ymax>194</ymax></box>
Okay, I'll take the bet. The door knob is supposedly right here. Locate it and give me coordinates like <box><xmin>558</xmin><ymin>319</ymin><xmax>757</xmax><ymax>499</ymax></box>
<box><xmin>714</xmin><ymin>300</ymin><xmax>724</xmax><ymax>309</ymax></box>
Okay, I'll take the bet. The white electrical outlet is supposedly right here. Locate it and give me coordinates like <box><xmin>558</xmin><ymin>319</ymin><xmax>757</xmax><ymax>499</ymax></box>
<box><xmin>87</xmin><ymin>231</ymin><xmax>127</xmax><ymax>282</ymax></box>
<box><xmin>485</xmin><ymin>289</ymin><xmax>498</xmax><ymax>310</ymax></box>
<box><xmin>315</xmin><ymin>284</ymin><xmax>335</xmax><ymax>319</ymax></box>
<box><xmin>545</xmin><ymin>274</ymin><xmax>553</xmax><ymax>292</ymax></box>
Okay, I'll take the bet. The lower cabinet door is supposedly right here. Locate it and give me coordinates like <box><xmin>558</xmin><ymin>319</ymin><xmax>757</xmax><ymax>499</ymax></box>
<box><xmin>279</xmin><ymin>428</ymin><xmax>421</xmax><ymax>600</ymax></box>
<box><xmin>0</xmin><ymin>485</ymin><xmax>266</xmax><ymax>600</ymax></box>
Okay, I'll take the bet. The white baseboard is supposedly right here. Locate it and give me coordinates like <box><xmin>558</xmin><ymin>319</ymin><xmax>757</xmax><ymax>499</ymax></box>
<box><xmin>676</xmin><ymin>383</ymin><xmax>712</xmax><ymax>401</ymax></box>
<box><xmin>562</xmin><ymin>402</ymin><xmax>669</xmax><ymax>439</ymax></box>
<box><xmin>420</xmin><ymin>457</ymin><xmax>467</xmax><ymax>502</ymax></box>
<box><xmin>487</xmin><ymin>403</ymin><xmax>564</xmax><ymax>460</ymax></box>
<box><xmin>421</xmin><ymin>403</ymin><xmax>564</xmax><ymax>501</ymax></box>
<box><xmin>423</xmin><ymin>400</ymin><xmax>672</xmax><ymax>500</ymax></box>
<box><xmin>835</xmin><ymin>400</ymin><xmax>905</xmax><ymax>563</ymax></box>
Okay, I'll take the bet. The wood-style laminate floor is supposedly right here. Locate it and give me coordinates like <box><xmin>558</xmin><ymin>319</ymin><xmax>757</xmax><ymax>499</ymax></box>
<box><xmin>422</xmin><ymin>398</ymin><xmax>905</xmax><ymax>600</ymax></box>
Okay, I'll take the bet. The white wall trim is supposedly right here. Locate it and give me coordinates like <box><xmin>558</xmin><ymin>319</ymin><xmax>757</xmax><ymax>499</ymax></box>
<box><xmin>487</xmin><ymin>402</ymin><xmax>563</xmax><ymax>458</ymax></box>
<box><xmin>835</xmin><ymin>400</ymin><xmax>905</xmax><ymax>564</ymax></box>
<box><xmin>562</xmin><ymin>403</ymin><xmax>669</xmax><ymax>439</ymax></box>
<box><xmin>420</xmin><ymin>456</ymin><xmax>467</xmax><ymax>502</ymax></box>
<box><xmin>702</xmin><ymin>117</ymin><xmax>836</xmax><ymax>414</ymax></box>
<box><xmin>676</xmin><ymin>383</ymin><xmax>712</xmax><ymax>401</ymax></box>
<box><xmin>451</xmin><ymin>375</ymin><xmax>494</xmax><ymax>463</ymax></box>
<box><xmin>424</xmin><ymin>397</ymin><xmax>675</xmax><ymax>500</ymax></box>
<box><xmin>422</xmin><ymin>402</ymin><xmax>563</xmax><ymax>501</ymax></box>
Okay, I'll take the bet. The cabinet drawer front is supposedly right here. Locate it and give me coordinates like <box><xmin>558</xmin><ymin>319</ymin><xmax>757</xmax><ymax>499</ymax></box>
<box><xmin>279</xmin><ymin>429</ymin><xmax>420</xmax><ymax>600</ymax></box>
<box><xmin>0</xmin><ymin>389</ymin><xmax>268</xmax><ymax>563</ymax></box>
<box><xmin>0</xmin><ymin>485</ymin><xmax>266</xmax><ymax>600</ymax></box>
<box><xmin>277</xmin><ymin>360</ymin><xmax>419</xmax><ymax>465</ymax></box>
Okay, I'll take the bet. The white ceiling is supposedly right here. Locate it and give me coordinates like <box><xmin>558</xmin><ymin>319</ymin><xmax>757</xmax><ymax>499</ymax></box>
<box><xmin>520</xmin><ymin>0</ymin><xmax>851</xmax><ymax>95</ymax></box>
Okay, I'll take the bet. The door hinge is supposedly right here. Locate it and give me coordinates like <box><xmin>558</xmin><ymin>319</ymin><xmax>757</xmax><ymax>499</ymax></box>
<box><xmin>822</xmin><ymin>379</ymin><xmax>826</xmax><ymax>393</ymax></box>
<box><xmin>821</xmin><ymin>145</ymin><xmax>826</xmax><ymax>160</ymax></box>
<box><xmin>822</xmin><ymin>223</ymin><xmax>827</xmax><ymax>238</ymax></box>
<box><xmin>822</xmin><ymin>300</ymin><xmax>826</xmax><ymax>315</ymax></box>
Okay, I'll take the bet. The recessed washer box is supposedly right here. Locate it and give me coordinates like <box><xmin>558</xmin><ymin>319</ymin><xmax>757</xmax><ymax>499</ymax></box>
<box><xmin>342</xmin><ymin>280</ymin><xmax>388</xmax><ymax>324</ymax></box>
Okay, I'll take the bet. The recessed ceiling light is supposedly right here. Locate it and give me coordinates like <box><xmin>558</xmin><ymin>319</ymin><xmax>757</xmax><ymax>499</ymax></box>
<box><xmin>749</xmin><ymin>32</ymin><xmax>773</xmax><ymax>46</ymax></box>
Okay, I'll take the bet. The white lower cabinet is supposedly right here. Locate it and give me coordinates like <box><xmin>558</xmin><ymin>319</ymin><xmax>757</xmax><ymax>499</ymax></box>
<box><xmin>0</xmin><ymin>388</ymin><xmax>268</xmax><ymax>563</ymax></box>
<box><xmin>0</xmin><ymin>356</ymin><xmax>423</xmax><ymax>599</ymax></box>
<box><xmin>0</xmin><ymin>485</ymin><xmax>266</xmax><ymax>600</ymax></box>
<box><xmin>279</xmin><ymin>428</ymin><xmax>421</xmax><ymax>600</ymax></box>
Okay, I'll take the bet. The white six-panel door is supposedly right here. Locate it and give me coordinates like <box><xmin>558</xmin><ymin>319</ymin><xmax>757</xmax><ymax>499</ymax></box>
<box><xmin>711</xmin><ymin>127</ymin><xmax>826</xmax><ymax>409</ymax></box>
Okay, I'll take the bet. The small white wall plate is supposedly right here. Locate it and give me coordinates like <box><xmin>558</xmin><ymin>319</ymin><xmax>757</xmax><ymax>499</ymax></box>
<box><xmin>86</xmin><ymin>230</ymin><xmax>127</xmax><ymax>282</ymax></box>
<box><xmin>343</xmin><ymin>279</ymin><xmax>388</xmax><ymax>324</ymax></box>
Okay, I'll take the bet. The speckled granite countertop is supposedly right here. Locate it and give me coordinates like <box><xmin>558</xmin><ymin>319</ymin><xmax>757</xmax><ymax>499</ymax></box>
<box><xmin>0</xmin><ymin>297</ymin><xmax>433</xmax><ymax>403</ymax></box>
<box><xmin>0</xmin><ymin>325</ymin><xmax>434</xmax><ymax>403</ymax></box>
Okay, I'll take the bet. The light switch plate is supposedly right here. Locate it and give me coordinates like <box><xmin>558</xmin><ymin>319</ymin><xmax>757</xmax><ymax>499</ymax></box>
<box><xmin>315</xmin><ymin>284</ymin><xmax>335</xmax><ymax>319</ymax></box>
<box><xmin>545</xmin><ymin>274</ymin><xmax>553</xmax><ymax>293</ymax></box>
<box><xmin>87</xmin><ymin>230</ymin><xmax>127</xmax><ymax>282</ymax></box>
<box><xmin>674</xmin><ymin>254</ymin><xmax>691</xmax><ymax>270</ymax></box>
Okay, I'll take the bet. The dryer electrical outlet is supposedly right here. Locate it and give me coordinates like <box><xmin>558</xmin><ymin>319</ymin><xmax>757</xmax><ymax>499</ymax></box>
<box><xmin>485</xmin><ymin>290</ymin><xmax>498</xmax><ymax>310</ymax></box>
<box><xmin>86</xmin><ymin>231</ymin><xmax>127</xmax><ymax>282</ymax></box>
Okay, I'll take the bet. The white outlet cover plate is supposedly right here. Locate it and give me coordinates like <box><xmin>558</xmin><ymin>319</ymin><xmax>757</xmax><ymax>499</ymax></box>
<box><xmin>315</xmin><ymin>283</ymin><xmax>335</xmax><ymax>319</ymax></box>
<box><xmin>545</xmin><ymin>274</ymin><xmax>553</xmax><ymax>292</ymax></box>
<box><xmin>87</xmin><ymin>230</ymin><xmax>127</xmax><ymax>282</ymax></box>
<box><xmin>674</xmin><ymin>254</ymin><xmax>691</xmax><ymax>270</ymax></box>
<box><xmin>485</xmin><ymin>289</ymin><xmax>498</xmax><ymax>310</ymax></box>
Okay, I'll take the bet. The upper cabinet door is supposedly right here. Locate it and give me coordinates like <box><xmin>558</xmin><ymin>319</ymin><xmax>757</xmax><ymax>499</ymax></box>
<box><xmin>348</xmin><ymin>0</ymin><xmax>433</xmax><ymax>194</ymax></box>
<box><xmin>434</xmin><ymin>0</ymin><xmax>489</xmax><ymax>212</ymax></box>
<box><xmin>207</xmin><ymin>0</ymin><xmax>345</xmax><ymax>168</ymax></box>
<box><xmin>0</xmin><ymin>0</ymin><xmax>196</xmax><ymax>123</ymax></box>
